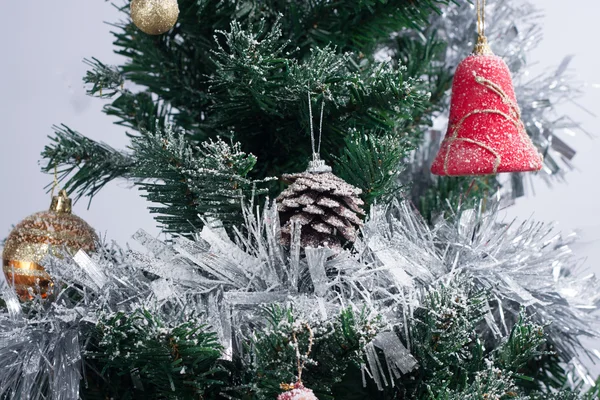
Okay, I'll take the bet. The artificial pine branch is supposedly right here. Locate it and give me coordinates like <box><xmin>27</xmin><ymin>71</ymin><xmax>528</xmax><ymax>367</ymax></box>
<box><xmin>414</xmin><ymin>176</ymin><xmax>499</xmax><ymax>224</ymax></box>
<box><xmin>131</xmin><ymin>127</ymin><xmax>272</xmax><ymax>236</ymax></box>
<box><xmin>399</xmin><ymin>278</ymin><xmax>569</xmax><ymax>399</ymax></box>
<box><xmin>105</xmin><ymin>91</ymin><xmax>172</xmax><ymax>132</ymax></box>
<box><xmin>495</xmin><ymin>311</ymin><xmax>548</xmax><ymax>376</ymax></box>
<box><xmin>391</xmin><ymin>32</ymin><xmax>454</xmax><ymax>131</ymax></box>
<box><xmin>83</xmin><ymin>309</ymin><xmax>224</xmax><ymax>399</ymax></box>
<box><xmin>44</xmin><ymin>0</ymin><xmax>450</xmax><ymax>209</ymax></box>
<box><xmin>239</xmin><ymin>280</ymin><xmax>571</xmax><ymax>399</ymax></box>
<box><xmin>334</xmin><ymin>129</ymin><xmax>410</xmax><ymax>206</ymax></box>
<box><xmin>83</xmin><ymin>57</ymin><xmax>124</xmax><ymax>99</ymax></box>
<box><xmin>43</xmin><ymin>125</ymin><xmax>269</xmax><ymax>236</ymax></box>
<box><xmin>297</xmin><ymin>0</ymin><xmax>447</xmax><ymax>53</ymax></box>
<box><xmin>408</xmin><ymin>278</ymin><xmax>489</xmax><ymax>395</ymax></box>
<box><xmin>41</xmin><ymin>124</ymin><xmax>135</xmax><ymax>201</ymax></box>
<box><xmin>244</xmin><ymin>305</ymin><xmax>386</xmax><ymax>399</ymax></box>
<box><xmin>209</xmin><ymin>19</ymin><xmax>431</xmax><ymax>181</ymax></box>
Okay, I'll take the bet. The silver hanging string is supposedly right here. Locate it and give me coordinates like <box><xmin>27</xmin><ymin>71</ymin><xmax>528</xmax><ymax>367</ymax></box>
<box><xmin>473</xmin><ymin>0</ymin><xmax>493</xmax><ymax>55</ymax></box>
<box><xmin>308</xmin><ymin>91</ymin><xmax>316</xmax><ymax>160</ymax></box>
<box><xmin>318</xmin><ymin>100</ymin><xmax>324</xmax><ymax>156</ymax></box>
<box><xmin>306</xmin><ymin>92</ymin><xmax>331</xmax><ymax>173</ymax></box>
<box><xmin>477</xmin><ymin>0</ymin><xmax>486</xmax><ymax>38</ymax></box>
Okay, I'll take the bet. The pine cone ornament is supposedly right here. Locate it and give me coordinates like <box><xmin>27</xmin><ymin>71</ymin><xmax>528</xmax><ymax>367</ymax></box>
<box><xmin>277</xmin><ymin>383</ymin><xmax>319</xmax><ymax>400</ymax></box>
<box><xmin>276</xmin><ymin>160</ymin><xmax>365</xmax><ymax>250</ymax></box>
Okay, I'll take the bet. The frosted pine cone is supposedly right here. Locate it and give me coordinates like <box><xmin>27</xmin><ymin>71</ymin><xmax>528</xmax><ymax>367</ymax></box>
<box><xmin>276</xmin><ymin>167</ymin><xmax>365</xmax><ymax>251</ymax></box>
<box><xmin>277</xmin><ymin>383</ymin><xmax>319</xmax><ymax>400</ymax></box>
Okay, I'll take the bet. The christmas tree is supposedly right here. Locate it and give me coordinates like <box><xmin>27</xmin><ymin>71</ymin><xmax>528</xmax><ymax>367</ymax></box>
<box><xmin>1</xmin><ymin>0</ymin><xmax>599</xmax><ymax>399</ymax></box>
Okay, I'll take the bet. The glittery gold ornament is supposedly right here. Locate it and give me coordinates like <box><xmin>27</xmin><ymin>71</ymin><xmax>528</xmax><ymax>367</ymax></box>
<box><xmin>131</xmin><ymin>0</ymin><xmax>179</xmax><ymax>35</ymax></box>
<box><xmin>2</xmin><ymin>190</ymin><xmax>97</xmax><ymax>301</ymax></box>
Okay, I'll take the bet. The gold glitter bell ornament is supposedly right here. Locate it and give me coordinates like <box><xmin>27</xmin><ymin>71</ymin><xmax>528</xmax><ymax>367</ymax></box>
<box><xmin>2</xmin><ymin>190</ymin><xmax>98</xmax><ymax>301</ymax></box>
<box><xmin>131</xmin><ymin>0</ymin><xmax>180</xmax><ymax>35</ymax></box>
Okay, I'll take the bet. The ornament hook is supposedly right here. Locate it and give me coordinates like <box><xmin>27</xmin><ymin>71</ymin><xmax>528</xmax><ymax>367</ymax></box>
<box><xmin>49</xmin><ymin>164</ymin><xmax>72</xmax><ymax>213</ymax></box>
<box><xmin>279</xmin><ymin>323</ymin><xmax>314</xmax><ymax>392</ymax></box>
<box><xmin>50</xmin><ymin>165</ymin><xmax>59</xmax><ymax>198</ymax></box>
<box><xmin>477</xmin><ymin>0</ymin><xmax>486</xmax><ymax>38</ymax></box>
<box><xmin>295</xmin><ymin>323</ymin><xmax>314</xmax><ymax>384</ymax></box>
<box><xmin>50</xmin><ymin>190</ymin><xmax>72</xmax><ymax>214</ymax></box>
<box><xmin>473</xmin><ymin>0</ymin><xmax>493</xmax><ymax>55</ymax></box>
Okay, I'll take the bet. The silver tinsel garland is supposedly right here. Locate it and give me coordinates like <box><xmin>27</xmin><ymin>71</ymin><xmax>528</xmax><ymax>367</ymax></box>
<box><xmin>1</xmin><ymin>196</ymin><xmax>599</xmax><ymax>398</ymax></box>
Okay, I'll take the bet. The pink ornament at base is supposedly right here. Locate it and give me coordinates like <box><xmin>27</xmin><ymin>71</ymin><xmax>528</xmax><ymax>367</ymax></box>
<box><xmin>277</xmin><ymin>382</ymin><xmax>319</xmax><ymax>400</ymax></box>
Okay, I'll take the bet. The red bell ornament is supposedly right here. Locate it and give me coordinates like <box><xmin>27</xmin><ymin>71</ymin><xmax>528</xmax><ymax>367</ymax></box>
<box><xmin>431</xmin><ymin>7</ymin><xmax>543</xmax><ymax>176</ymax></box>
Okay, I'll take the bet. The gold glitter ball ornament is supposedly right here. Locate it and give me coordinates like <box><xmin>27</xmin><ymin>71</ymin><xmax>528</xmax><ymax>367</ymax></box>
<box><xmin>131</xmin><ymin>0</ymin><xmax>179</xmax><ymax>35</ymax></box>
<box><xmin>2</xmin><ymin>190</ymin><xmax>98</xmax><ymax>301</ymax></box>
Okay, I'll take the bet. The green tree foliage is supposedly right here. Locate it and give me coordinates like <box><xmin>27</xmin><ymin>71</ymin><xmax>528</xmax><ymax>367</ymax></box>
<box><xmin>241</xmin><ymin>305</ymin><xmax>386</xmax><ymax>399</ymax></box>
<box><xmin>76</xmin><ymin>278</ymin><xmax>593</xmax><ymax>399</ymax></box>
<box><xmin>414</xmin><ymin>175</ymin><xmax>499</xmax><ymax>224</ymax></box>
<box><xmin>396</xmin><ymin>279</ymin><xmax>569</xmax><ymax>400</ymax></box>
<box><xmin>334</xmin><ymin>129</ymin><xmax>411</xmax><ymax>205</ymax></box>
<box><xmin>42</xmin><ymin>0</ymin><xmax>453</xmax><ymax>232</ymax></box>
<box><xmin>43</xmin><ymin>125</ymin><xmax>268</xmax><ymax>235</ymax></box>
<box><xmin>82</xmin><ymin>309</ymin><xmax>224</xmax><ymax>399</ymax></box>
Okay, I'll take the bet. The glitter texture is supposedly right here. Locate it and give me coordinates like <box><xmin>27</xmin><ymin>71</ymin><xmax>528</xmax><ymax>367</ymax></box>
<box><xmin>2</xmin><ymin>192</ymin><xmax>97</xmax><ymax>300</ymax></box>
<box><xmin>130</xmin><ymin>0</ymin><xmax>179</xmax><ymax>35</ymax></box>
<box><xmin>277</xmin><ymin>383</ymin><xmax>319</xmax><ymax>400</ymax></box>
<box><xmin>431</xmin><ymin>53</ymin><xmax>543</xmax><ymax>176</ymax></box>
<box><xmin>277</xmin><ymin>169</ymin><xmax>365</xmax><ymax>250</ymax></box>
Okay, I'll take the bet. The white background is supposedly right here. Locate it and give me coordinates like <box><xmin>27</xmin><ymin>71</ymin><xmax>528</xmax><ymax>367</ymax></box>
<box><xmin>0</xmin><ymin>3</ymin><xmax>598</xmax><ymax>278</ymax></box>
